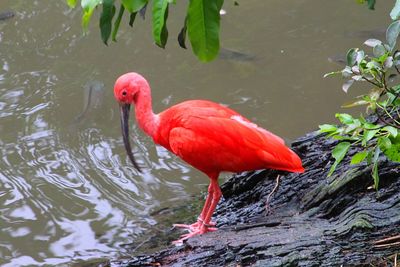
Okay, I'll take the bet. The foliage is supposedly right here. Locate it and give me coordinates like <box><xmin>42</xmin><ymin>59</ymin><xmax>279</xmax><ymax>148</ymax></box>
<box><xmin>321</xmin><ymin>3</ymin><xmax>400</xmax><ymax>190</ymax></box>
<box><xmin>66</xmin><ymin>0</ymin><xmax>224</xmax><ymax>62</ymax></box>
<box><xmin>357</xmin><ymin>0</ymin><xmax>376</xmax><ymax>10</ymax></box>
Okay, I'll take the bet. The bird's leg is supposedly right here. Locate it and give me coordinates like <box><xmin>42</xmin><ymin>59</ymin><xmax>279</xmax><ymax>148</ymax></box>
<box><xmin>172</xmin><ymin>174</ymin><xmax>220</xmax><ymax>245</ymax></box>
<box><xmin>198</xmin><ymin>181</ymin><xmax>217</xmax><ymax>226</ymax></box>
<box><xmin>200</xmin><ymin>178</ymin><xmax>221</xmax><ymax>231</ymax></box>
<box><xmin>172</xmin><ymin>179</ymin><xmax>216</xmax><ymax>232</ymax></box>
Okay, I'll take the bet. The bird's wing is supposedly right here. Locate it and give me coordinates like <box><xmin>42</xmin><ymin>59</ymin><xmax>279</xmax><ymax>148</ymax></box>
<box><xmin>167</xmin><ymin>114</ymin><xmax>302</xmax><ymax>173</ymax></box>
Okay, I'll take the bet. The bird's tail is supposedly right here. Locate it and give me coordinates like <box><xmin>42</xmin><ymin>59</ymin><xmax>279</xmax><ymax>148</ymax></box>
<box><xmin>258</xmin><ymin>148</ymin><xmax>305</xmax><ymax>173</ymax></box>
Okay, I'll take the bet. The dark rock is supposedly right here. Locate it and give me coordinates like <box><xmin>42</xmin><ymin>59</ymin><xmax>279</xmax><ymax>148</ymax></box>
<box><xmin>114</xmin><ymin>130</ymin><xmax>400</xmax><ymax>266</ymax></box>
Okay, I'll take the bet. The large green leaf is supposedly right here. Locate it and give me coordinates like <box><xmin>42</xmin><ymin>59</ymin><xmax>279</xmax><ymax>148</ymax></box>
<box><xmin>152</xmin><ymin>0</ymin><xmax>169</xmax><ymax>48</ymax></box>
<box><xmin>187</xmin><ymin>0</ymin><xmax>223</xmax><ymax>62</ymax></box>
<box><xmin>100</xmin><ymin>0</ymin><xmax>116</xmax><ymax>45</ymax></box>
<box><xmin>81</xmin><ymin>0</ymin><xmax>102</xmax><ymax>30</ymax></box>
<box><xmin>122</xmin><ymin>0</ymin><xmax>148</xmax><ymax>13</ymax></box>
<box><xmin>328</xmin><ymin>142</ymin><xmax>351</xmax><ymax>176</ymax></box>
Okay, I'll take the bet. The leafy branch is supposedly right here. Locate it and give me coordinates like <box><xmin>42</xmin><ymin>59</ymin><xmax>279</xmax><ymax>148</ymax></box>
<box><xmin>66</xmin><ymin>0</ymin><xmax>224</xmax><ymax>62</ymax></box>
<box><xmin>321</xmin><ymin>3</ymin><xmax>400</xmax><ymax>190</ymax></box>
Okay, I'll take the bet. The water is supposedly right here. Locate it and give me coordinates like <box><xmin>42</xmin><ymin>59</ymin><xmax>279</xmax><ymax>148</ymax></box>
<box><xmin>0</xmin><ymin>0</ymin><xmax>393</xmax><ymax>265</ymax></box>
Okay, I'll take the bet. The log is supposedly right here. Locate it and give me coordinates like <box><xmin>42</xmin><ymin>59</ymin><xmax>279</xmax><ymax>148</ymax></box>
<box><xmin>114</xmin><ymin>130</ymin><xmax>400</xmax><ymax>267</ymax></box>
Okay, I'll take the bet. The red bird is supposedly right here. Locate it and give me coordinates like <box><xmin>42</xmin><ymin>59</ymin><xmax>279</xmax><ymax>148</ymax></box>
<box><xmin>114</xmin><ymin>72</ymin><xmax>304</xmax><ymax>244</ymax></box>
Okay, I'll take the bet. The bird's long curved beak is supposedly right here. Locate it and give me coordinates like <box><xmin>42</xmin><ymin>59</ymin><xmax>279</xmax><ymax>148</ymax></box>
<box><xmin>119</xmin><ymin>103</ymin><xmax>142</xmax><ymax>172</ymax></box>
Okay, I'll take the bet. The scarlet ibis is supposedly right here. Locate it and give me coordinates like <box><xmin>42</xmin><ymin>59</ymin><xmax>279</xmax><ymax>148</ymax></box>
<box><xmin>114</xmin><ymin>72</ymin><xmax>304</xmax><ymax>244</ymax></box>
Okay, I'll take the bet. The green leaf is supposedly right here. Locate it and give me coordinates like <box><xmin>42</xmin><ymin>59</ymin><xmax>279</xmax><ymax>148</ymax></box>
<box><xmin>342</xmin><ymin>79</ymin><xmax>354</xmax><ymax>93</ymax></box>
<box><xmin>122</xmin><ymin>0</ymin><xmax>148</xmax><ymax>13</ymax></box>
<box><xmin>328</xmin><ymin>142</ymin><xmax>351</xmax><ymax>176</ymax></box>
<box><xmin>81</xmin><ymin>0</ymin><xmax>102</xmax><ymax>31</ymax></box>
<box><xmin>390</xmin><ymin>0</ymin><xmax>400</xmax><ymax>20</ymax></box>
<box><xmin>382</xmin><ymin>136</ymin><xmax>400</xmax><ymax>162</ymax></box>
<box><xmin>350</xmin><ymin>151</ymin><xmax>368</xmax><ymax>165</ymax></box>
<box><xmin>378</xmin><ymin>136</ymin><xmax>392</xmax><ymax>151</ymax></box>
<box><xmin>367</xmin><ymin>0</ymin><xmax>375</xmax><ymax>10</ymax></box>
<box><xmin>178</xmin><ymin>17</ymin><xmax>188</xmax><ymax>49</ymax></box>
<box><xmin>187</xmin><ymin>0</ymin><xmax>223</xmax><ymax>62</ymax></box>
<box><xmin>373</xmin><ymin>44</ymin><xmax>386</xmax><ymax>57</ymax></box>
<box><xmin>383</xmin><ymin>126</ymin><xmax>398</xmax><ymax>137</ymax></box>
<box><xmin>100</xmin><ymin>0</ymin><xmax>116</xmax><ymax>45</ymax></box>
<box><xmin>66</xmin><ymin>0</ymin><xmax>78</xmax><ymax>8</ymax></box>
<box><xmin>362</xmin><ymin>122</ymin><xmax>378</xmax><ymax>130</ymax></box>
<box><xmin>323</xmin><ymin>71</ymin><xmax>341</xmax><ymax>78</ymax></box>
<box><xmin>129</xmin><ymin>12</ymin><xmax>137</xmax><ymax>27</ymax></box>
<box><xmin>341</xmin><ymin>99</ymin><xmax>369</xmax><ymax>108</ymax></box>
<box><xmin>152</xmin><ymin>0</ymin><xmax>170</xmax><ymax>48</ymax></box>
<box><xmin>364</xmin><ymin>39</ymin><xmax>382</xmax><ymax>47</ymax></box>
<box><xmin>366</xmin><ymin>149</ymin><xmax>373</xmax><ymax>164</ymax></box>
<box><xmin>318</xmin><ymin>124</ymin><xmax>338</xmax><ymax>133</ymax></box>
<box><xmin>346</xmin><ymin>48</ymin><xmax>357</xmax><ymax>66</ymax></box>
<box><xmin>386</xmin><ymin>20</ymin><xmax>400</xmax><ymax>51</ymax></box>
<box><xmin>336</xmin><ymin>113</ymin><xmax>354</xmax><ymax>124</ymax></box>
<box><xmin>362</xmin><ymin>129</ymin><xmax>379</xmax><ymax>146</ymax></box>
<box><xmin>112</xmin><ymin>4</ymin><xmax>125</xmax><ymax>42</ymax></box>
<box><xmin>372</xmin><ymin>160</ymin><xmax>379</xmax><ymax>190</ymax></box>
<box><xmin>372</xmin><ymin>146</ymin><xmax>380</xmax><ymax>190</ymax></box>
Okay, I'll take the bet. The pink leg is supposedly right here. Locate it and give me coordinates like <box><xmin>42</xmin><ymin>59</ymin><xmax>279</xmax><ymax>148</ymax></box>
<box><xmin>172</xmin><ymin>173</ymin><xmax>220</xmax><ymax>245</ymax></box>
<box><xmin>201</xmin><ymin>178</ymin><xmax>222</xmax><ymax>227</ymax></box>
<box><xmin>173</xmin><ymin>182</ymin><xmax>215</xmax><ymax>231</ymax></box>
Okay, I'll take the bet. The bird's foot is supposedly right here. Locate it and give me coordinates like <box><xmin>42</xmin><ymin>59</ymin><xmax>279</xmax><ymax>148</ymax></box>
<box><xmin>172</xmin><ymin>225</ymin><xmax>217</xmax><ymax>246</ymax></box>
<box><xmin>173</xmin><ymin>219</ymin><xmax>216</xmax><ymax>233</ymax></box>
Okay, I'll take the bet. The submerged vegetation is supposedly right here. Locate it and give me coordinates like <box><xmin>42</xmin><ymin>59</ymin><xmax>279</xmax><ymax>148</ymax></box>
<box><xmin>321</xmin><ymin>1</ymin><xmax>400</xmax><ymax>189</ymax></box>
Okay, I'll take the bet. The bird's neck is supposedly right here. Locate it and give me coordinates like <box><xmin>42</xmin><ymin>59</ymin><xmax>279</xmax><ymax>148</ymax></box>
<box><xmin>134</xmin><ymin>88</ymin><xmax>159</xmax><ymax>138</ymax></box>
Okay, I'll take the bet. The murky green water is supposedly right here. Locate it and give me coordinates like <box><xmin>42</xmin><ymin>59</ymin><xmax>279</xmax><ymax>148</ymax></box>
<box><xmin>0</xmin><ymin>0</ymin><xmax>393</xmax><ymax>265</ymax></box>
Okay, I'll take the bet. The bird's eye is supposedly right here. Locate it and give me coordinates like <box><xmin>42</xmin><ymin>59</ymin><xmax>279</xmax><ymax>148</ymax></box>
<box><xmin>122</xmin><ymin>90</ymin><xmax>127</xmax><ymax>96</ymax></box>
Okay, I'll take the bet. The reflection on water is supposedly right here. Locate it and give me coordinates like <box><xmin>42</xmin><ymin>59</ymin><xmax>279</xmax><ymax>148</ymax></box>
<box><xmin>0</xmin><ymin>0</ymin><xmax>394</xmax><ymax>265</ymax></box>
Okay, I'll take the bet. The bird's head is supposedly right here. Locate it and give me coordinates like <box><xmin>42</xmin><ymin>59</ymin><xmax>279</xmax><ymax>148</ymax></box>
<box><xmin>113</xmin><ymin>72</ymin><xmax>149</xmax><ymax>173</ymax></box>
<box><xmin>114</xmin><ymin>72</ymin><xmax>149</xmax><ymax>104</ymax></box>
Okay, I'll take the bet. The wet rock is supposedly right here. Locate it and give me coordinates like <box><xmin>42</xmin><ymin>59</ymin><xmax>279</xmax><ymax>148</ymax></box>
<box><xmin>113</xmin><ymin>128</ymin><xmax>400</xmax><ymax>266</ymax></box>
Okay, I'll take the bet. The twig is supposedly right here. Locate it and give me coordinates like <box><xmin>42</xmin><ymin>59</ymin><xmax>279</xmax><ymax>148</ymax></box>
<box><xmin>373</xmin><ymin>234</ymin><xmax>400</xmax><ymax>245</ymax></box>
<box><xmin>265</xmin><ymin>175</ymin><xmax>281</xmax><ymax>215</ymax></box>
<box><xmin>373</xmin><ymin>234</ymin><xmax>400</xmax><ymax>249</ymax></box>
<box><xmin>373</xmin><ymin>241</ymin><xmax>400</xmax><ymax>248</ymax></box>
<box><xmin>356</xmin><ymin>72</ymin><xmax>382</xmax><ymax>88</ymax></box>
<box><xmin>377</xmin><ymin>103</ymin><xmax>400</xmax><ymax>127</ymax></box>
<box><xmin>375</xmin><ymin>105</ymin><xmax>400</xmax><ymax>129</ymax></box>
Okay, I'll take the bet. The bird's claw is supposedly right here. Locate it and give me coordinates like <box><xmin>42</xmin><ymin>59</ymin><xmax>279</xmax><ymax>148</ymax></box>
<box><xmin>172</xmin><ymin>221</ymin><xmax>217</xmax><ymax>245</ymax></box>
<box><xmin>173</xmin><ymin>220</ymin><xmax>216</xmax><ymax>232</ymax></box>
<box><xmin>173</xmin><ymin>222</ymin><xmax>201</xmax><ymax>232</ymax></box>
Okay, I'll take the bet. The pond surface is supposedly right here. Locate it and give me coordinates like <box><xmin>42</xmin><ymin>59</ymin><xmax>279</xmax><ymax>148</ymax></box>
<box><xmin>0</xmin><ymin>0</ymin><xmax>393</xmax><ymax>265</ymax></box>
